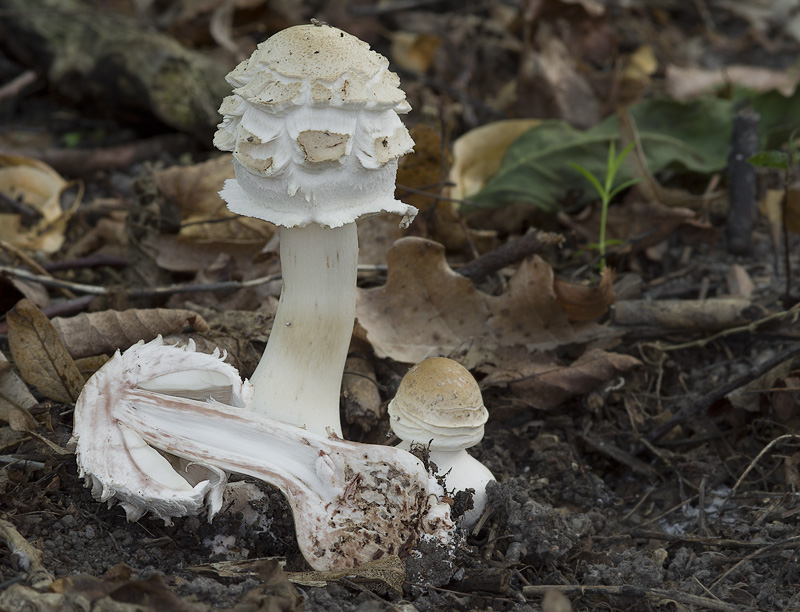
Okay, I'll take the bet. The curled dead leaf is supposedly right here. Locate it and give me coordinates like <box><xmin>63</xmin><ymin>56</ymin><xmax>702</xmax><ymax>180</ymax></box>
<box><xmin>0</xmin><ymin>350</ymin><xmax>38</xmax><ymax>431</ymax></box>
<box><xmin>154</xmin><ymin>155</ymin><xmax>274</xmax><ymax>242</ymax></box>
<box><xmin>50</xmin><ymin>308</ymin><xmax>210</xmax><ymax>359</ymax></box>
<box><xmin>448</xmin><ymin>119</ymin><xmax>541</xmax><ymax>201</ymax></box>
<box><xmin>7</xmin><ymin>299</ymin><xmax>84</xmax><ymax>404</ymax></box>
<box><xmin>553</xmin><ymin>268</ymin><xmax>616</xmax><ymax>321</ymax></box>
<box><xmin>478</xmin><ymin>347</ymin><xmax>641</xmax><ymax>411</ymax></box>
<box><xmin>388</xmin><ymin>31</ymin><xmax>441</xmax><ymax>73</ymax></box>
<box><xmin>0</xmin><ymin>154</ymin><xmax>71</xmax><ymax>254</ymax></box>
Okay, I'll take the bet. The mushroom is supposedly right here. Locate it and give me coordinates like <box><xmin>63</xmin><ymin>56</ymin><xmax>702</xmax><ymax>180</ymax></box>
<box><xmin>72</xmin><ymin>338</ymin><xmax>453</xmax><ymax>570</ymax></box>
<box><xmin>213</xmin><ymin>23</ymin><xmax>416</xmax><ymax>437</ymax></box>
<box><xmin>388</xmin><ymin>358</ymin><xmax>495</xmax><ymax>527</ymax></box>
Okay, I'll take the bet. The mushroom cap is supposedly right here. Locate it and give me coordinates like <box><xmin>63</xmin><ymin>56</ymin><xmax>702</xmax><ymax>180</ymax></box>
<box><xmin>214</xmin><ymin>24</ymin><xmax>417</xmax><ymax>228</ymax></box>
<box><xmin>388</xmin><ymin>358</ymin><xmax>488</xmax><ymax>450</ymax></box>
<box><xmin>224</xmin><ymin>24</ymin><xmax>409</xmax><ymax>111</ymax></box>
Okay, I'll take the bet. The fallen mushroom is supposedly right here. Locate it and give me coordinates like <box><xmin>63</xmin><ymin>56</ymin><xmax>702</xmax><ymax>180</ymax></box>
<box><xmin>388</xmin><ymin>357</ymin><xmax>496</xmax><ymax>527</ymax></box>
<box><xmin>214</xmin><ymin>23</ymin><xmax>416</xmax><ymax>437</ymax></box>
<box><xmin>72</xmin><ymin>338</ymin><xmax>453</xmax><ymax>570</ymax></box>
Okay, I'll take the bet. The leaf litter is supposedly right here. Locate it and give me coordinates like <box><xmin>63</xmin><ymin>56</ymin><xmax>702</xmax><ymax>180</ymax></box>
<box><xmin>2</xmin><ymin>1</ymin><xmax>800</xmax><ymax>611</ymax></box>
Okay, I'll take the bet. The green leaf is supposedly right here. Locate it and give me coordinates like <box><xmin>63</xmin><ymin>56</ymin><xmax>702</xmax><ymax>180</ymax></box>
<box><xmin>745</xmin><ymin>84</ymin><xmax>800</xmax><ymax>150</ymax></box>
<box><xmin>473</xmin><ymin>97</ymin><xmax>733</xmax><ymax>211</ymax></box>
<box><xmin>747</xmin><ymin>150</ymin><xmax>789</xmax><ymax>170</ymax></box>
<box><xmin>569</xmin><ymin>163</ymin><xmax>605</xmax><ymax>201</ymax></box>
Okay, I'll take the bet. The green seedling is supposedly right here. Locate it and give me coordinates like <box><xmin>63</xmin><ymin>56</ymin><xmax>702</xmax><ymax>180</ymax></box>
<box><xmin>570</xmin><ymin>141</ymin><xmax>640</xmax><ymax>271</ymax></box>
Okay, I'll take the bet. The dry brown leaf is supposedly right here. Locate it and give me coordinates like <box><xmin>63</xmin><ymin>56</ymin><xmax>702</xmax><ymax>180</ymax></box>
<box><xmin>726</xmin><ymin>264</ymin><xmax>755</xmax><ymax>298</ymax></box>
<box><xmin>388</xmin><ymin>31</ymin><xmax>441</xmax><ymax>73</ymax></box>
<box><xmin>0</xmin><ymin>154</ymin><xmax>70</xmax><ymax>254</ymax></box>
<box><xmin>397</xmin><ymin>124</ymin><xmax>496</xmax><ymax>255</ymax></box>
<box><xmin>50</xmin><ymin>308</ymin><xmax>211</xmax><ymax>359</ymax></box>
<box><xmin>154</xmin><ymin>155</ymin><xmax>274</xmax><ymax>242</ymax></box>
<box><xmin>727</xmin><ymin>355</ymin><xmax>792</xmax><ymax>413</ymax></box>
<box><xmin>7</xmin><ymin>299</ymin><xmax>85</xmax><ymax>404</ymax></box>
<box><xmin>287</xmin><ymin>554</ymin><xmax>405</xmax><ymax>594</ymax></box>
<box><xmin>785</xmin><ymin>451</ymin><xmax>800</xmax><ymax>492</ymax></box>
<box><xmin>448</xmin><ymin>119</ymin><xmax>541</xmax><ymax>201</ymax></box>
<box><xmin>357</xmin><ymin>238</ymin><xmax>611</xmax><ymax>364</ymax></box>
<box><xmin>553</xmin><ymin>269</ymin><xmax>616</xmax><ymax>321</ymax></box>
<box><xmin>342</xmin><ymin>351</ymin><xmax>382</xmax><ymax>431</ymax></box>
<box><xmin>0</xmin><ymin>351</ymin><xmax>38</xmax><ymax>431</ymax></box>
<box><xmin>478</xmin><ymin>347</ymin><xmax>640</xmax><ymax>410</ymax></box>
<box><xmin>619</xmin><ymin>45</ymin><xmax>657</xmax><ymax>106</ymax></box>
<box><xmin>517</xmin><ymin>27</ymin><xmax>600</xmax><ymax>128</ymax></box>
<box><xmin>50</xmin><ymin>572</ymin><xmax>196</xmax><ymax>611</ymax></box>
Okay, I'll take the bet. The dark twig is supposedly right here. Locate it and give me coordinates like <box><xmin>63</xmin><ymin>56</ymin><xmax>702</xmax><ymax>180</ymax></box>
<box><xmin>42</xmin><ymin>254</ymin><xmax>128</xmax><ymax>271</ymax></box>
<box><xmin>522</xmin><ymin>584</ymin><xmax>756</xmax><ymax>612</ymax></box>
<box><xmin>0</xmin><ymin>134</ymin><xmax>193</xmax><ymax>176</ymax></box>
<box><xmin>458</xmin><ymin>230</ymin><xmax>563</xmax><ymax>283</ymax></box>
<box><xmin>0</xmin><ymin>191</ymin><xmax>42</xmax><ymax>220</ymax></box>
<box><xmin>0</xmin><ymin>264</ymin><xmax>281</xmax><ymax>298</ymax></box>
<box><xmin>646</xmin><ymin>342</ymin><xmax>800</xmax><ymax>444</ymax></box>
<box><xmin>726</xmin><ymin>108</ymin><xmax>759</xmax><ymax>254</ymax></box>
<box><xmin>0</xmin><ymin>69</ymin><xmax>37</xmax><ymax>101</ymax></box>
<box><xmin>0</xmin><ymin>295</ymin><xmax>97</xmax><ymax>334</ymax></box>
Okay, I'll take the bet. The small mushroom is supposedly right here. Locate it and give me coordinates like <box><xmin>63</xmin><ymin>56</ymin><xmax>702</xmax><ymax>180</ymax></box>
<box><xmin>388</xmin><ymin>358</ymin><xmax>496</xmax><ymax>527</ymax></box>
<box><xmin>214</xmin><ymin>23</ymin><xmax>416</xmax><ymax>437</ymax></box>
<box><xmin>72</xmin><ymin>338</ymin><xmax>453</xmax><ymax>570</ymax></box>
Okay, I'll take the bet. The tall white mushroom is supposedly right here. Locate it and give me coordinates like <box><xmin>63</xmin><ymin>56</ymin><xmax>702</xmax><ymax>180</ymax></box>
<box><xmin>214</xmin><ymin>23</ymin><xmax>416</xmax><ymax>437</ymax></box>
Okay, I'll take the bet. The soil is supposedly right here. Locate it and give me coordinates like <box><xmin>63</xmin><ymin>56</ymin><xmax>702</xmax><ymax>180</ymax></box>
<box><xmin>3</xmin><ymin>254</ymin><xmax>800</xmax><ymax>612</ymax></box>
<box><xmin>2</xmin><ymin>1</ymin><xmax>800</xmax><ymax>611</ymax></box>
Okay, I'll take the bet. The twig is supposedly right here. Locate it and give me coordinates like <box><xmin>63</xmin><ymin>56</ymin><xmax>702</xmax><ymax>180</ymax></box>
<box><xmin>717</xmin><ymin>434</ymin><xmax>800</xmax><ymax>515</ymax></box>
<box><xmin>708</xmin><ymin>535</ymin><xmax>800</xmax><ymax>593</ymax></box>
<box><xmin>579</xmin><ymin>433</ymin><xmax>660</xmax><ymax>478</ymax></box>
<box><xmin>522</xmin><ymin>584</ymin><xmax>753</xmax><ymax>612</ymax></box>
<box><xmin>0</xmin><ymin>295</ymin><xmax>95</xmax><ymax>334</ymax></box>
<box><xmin>0</xmin><ymin>264</ymin><xmax>280</xmax><ymax>297</ymax></box>
<box><xmin>0</xmin><ymin>69</ymin><xmax>37</xmax><ymax>101</ymax></box>
<box><xmin>395</xmin><ymin>183</ymin><xmax>487</xmax><ymax>208</ymax></box>
<box><xmin>599</xmin><ymin>529</ymin><xmax>779</xmax><ymax>550</ymax></box>
<box><xmin>458</xmin><ymin>230</ymin><xmax>563</xmax><ymax>283</ymax></box>
<box><xmin>42</xmin><ymin>254</ymin><xmax>128</xmax><ymax>271</ymax></box>
<box><xmin>659</xmin><ymin>298</ymin><xmax>800</xmax><ymax>351</ymax></box>
<box><xmin>0</xmin><ymin>456</ymin><xmax>46</xmax><ymax>470</ymax></box>
<box><xmin>645</xmin><ymin>342</ymin><xmax>800</xmax><ymax>443</ymax></box>
<box><xmin>0</xmin><ymin>264</ymin><xmax>389</xmax><ymax>303</ymax></box>
<box><xmin>726</xmin><ymin>108</ymin><xmax>759</xmax><ymax>254</ymax></box>
<box><xmin>636</xmin><ymin>493</ymin><xmax>699</xmax><ymax>528</ymax></box>
<box><xmin>0</xmin><ymin>240</ymin><xmax>76</xmax><ymax>299</ymax></box>
<box><xmin>0</xmin><ymin>134</ymin><xmax>193</xmax><ymax>176</ymax></box>
<box><xmin>0</xmin><ymin>518</ymin><xmax>53</xmax><ymax>588</ymax></box>
<box><xmin>0</xmin><ymin>191</ymin><xmax>41</xmax><ymax>220</ymax></box>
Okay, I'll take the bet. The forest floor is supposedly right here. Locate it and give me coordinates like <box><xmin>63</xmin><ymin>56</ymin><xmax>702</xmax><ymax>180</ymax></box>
<box><xmin>1</xmin><ymin>1</ymin><xmax>800</xmax><ymax>611</ymax></box>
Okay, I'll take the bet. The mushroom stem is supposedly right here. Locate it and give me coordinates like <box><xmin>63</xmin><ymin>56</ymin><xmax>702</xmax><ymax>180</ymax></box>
<box><xmin>249</xmin><ymin>222</ymin><xmax>358</xmax><ymax>437</ymax></box>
